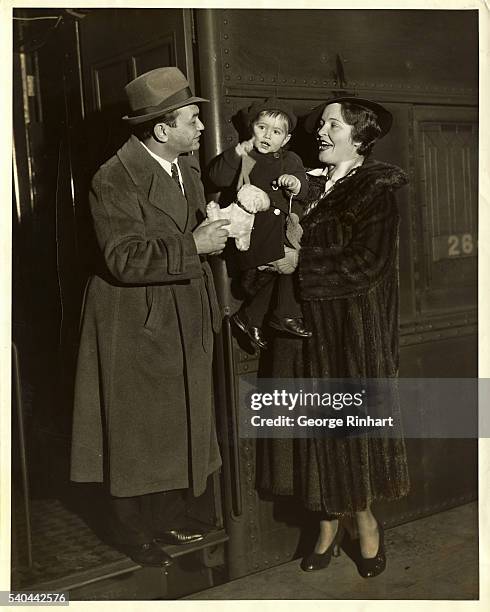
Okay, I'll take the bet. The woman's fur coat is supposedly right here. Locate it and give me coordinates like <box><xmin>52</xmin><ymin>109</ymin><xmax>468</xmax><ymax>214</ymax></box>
<box><xmin>260</xmin><ymin>159</ymin><xmax>411</xmax><ymax>514</ymax></box>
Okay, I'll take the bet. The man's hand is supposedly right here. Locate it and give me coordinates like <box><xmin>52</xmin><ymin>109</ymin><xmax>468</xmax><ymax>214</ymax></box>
<box><xmin>193</xmin><ymin>219</ymin><xmax>230</xmax><ymax>255</ymax></box>
<box><xmin>235</xmin><ymin>137</ymin><xmax>255</xmax><ymax>157</ymax></box>
<box><xmin>276</xmin><ymin>174</ymin><xmax>301</xmax><ymax>196</ymax></box>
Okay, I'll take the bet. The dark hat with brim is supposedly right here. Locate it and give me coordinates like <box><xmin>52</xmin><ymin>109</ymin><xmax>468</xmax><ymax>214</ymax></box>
<box><xmin>122</xmin><ymin>67</ymin><xmax>208</xmax><ymax>125</ymax></box>
<box><xmin>303</xmin><ymin>96</ymin><xmax>393</xmax><ymax>137</ymax></box>
<box><xmin>246</xmin><ymin>97</ymin><xmax>297</xmax><ymax>131</ymax></box>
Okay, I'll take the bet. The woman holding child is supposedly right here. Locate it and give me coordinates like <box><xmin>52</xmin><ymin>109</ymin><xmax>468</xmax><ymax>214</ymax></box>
<box><xmin>260</xmin><ymin>96</ymin><xmax>410</xmax><ymax>577</ymax></box>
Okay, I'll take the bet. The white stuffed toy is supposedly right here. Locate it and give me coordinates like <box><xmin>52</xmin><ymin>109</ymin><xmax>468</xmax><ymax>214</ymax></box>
<box><xmin>206</xmin><ymin>183</ymin><xmax>270</xmax><ymax>251</ymax></box>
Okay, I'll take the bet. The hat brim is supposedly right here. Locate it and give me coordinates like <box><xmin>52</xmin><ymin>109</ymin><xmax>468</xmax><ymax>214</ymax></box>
<box><xmin>122</xmin><ymin>96</ymin><xmax>209</xmax><ymax>125</ymax></box>
<box><xmin>303</xmin><ymin>97</ymin><xmax>392</xmax><ymax>137</ymax></box>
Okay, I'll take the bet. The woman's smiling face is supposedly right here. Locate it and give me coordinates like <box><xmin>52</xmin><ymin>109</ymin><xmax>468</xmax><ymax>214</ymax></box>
<box><xmin>317</xmin><ymin>103</ymin><xmax>361</xmax><ymax>166</ymax></box>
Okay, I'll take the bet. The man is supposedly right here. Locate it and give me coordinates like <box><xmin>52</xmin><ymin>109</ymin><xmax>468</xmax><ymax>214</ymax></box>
<box><xmin>70</xmin><ymin>67</ymin><xmax>229</xmax><ymax>567</ymax></box>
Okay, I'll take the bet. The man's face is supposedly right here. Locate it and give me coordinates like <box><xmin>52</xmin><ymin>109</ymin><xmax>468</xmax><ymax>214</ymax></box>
<box><xmin>166</xmin><ymin>104</ymin><xmax>204</xmax><ymax>155</ymax></box>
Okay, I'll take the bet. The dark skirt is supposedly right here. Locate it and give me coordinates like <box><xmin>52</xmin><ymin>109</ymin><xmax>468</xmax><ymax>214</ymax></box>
<box><xmin>258</xmin><ymin>333</ymin><xmax>410</xmax><ymax>515</ymax></box>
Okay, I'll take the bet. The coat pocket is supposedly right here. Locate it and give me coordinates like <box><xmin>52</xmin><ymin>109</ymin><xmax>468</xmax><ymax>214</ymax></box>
<box><xmin>139</xmin><ymin>286</ymin><xmax>184</xmax><ymax>376</ymax></box>
<box><xmin>143</xmin><ymin>286</ymin><xmax>158</xmax><ymax>334</ymax></box>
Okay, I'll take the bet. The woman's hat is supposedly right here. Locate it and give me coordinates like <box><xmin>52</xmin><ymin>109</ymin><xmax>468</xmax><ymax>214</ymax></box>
<box><xmin>303</xmin><ymin>96</ymin><xmax>393</xmax><ymax>137</ymax></box>
<box><xmin>246</xmin><ymin>97</ymin><xmax>297</xmax><ymax>131</ymax></box>
<box><xmin>122</xmin><ymin>67</ymin><xmax>208</xmax><ymax>125</ymax></box>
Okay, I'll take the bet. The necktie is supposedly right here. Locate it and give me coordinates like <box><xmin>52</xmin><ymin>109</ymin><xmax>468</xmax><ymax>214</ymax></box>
<box><xmin>171</xmin><ymin>162</ymin><xmax>183</xmax><ymax>194</ymax></box>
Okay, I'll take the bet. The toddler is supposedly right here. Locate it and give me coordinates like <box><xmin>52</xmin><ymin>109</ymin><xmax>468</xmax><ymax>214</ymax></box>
<box><xmin>208</xmin><ymin>98</ymin><xmax>311</xmax><ymax>350</ymax></box>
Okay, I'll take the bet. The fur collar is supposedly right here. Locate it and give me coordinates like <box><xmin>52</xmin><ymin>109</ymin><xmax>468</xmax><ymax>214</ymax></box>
<box><xmin>303</xmin><ymin>159</ymin><xmax>408</xmax><ymax>224</ymax></box>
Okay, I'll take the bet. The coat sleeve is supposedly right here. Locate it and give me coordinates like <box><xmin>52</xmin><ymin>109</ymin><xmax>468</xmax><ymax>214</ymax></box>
<box><xmin>207</xmin><ymin>147</ymin><xmax>241</xmax><ymax>188</ymax></box>
<box><xmin>90</xmin><ymin>170</ymin><xmax>203</xmax><ymax>285</ymax></box>
<box><xmin>299</xmin><ymin>191</ymin><xmax>399</xmax><ymax>300</ymax></box>
<box><xmin>284</xmin><ymin>151</ymin><xmax>309</xmax><ymax>201</ymax></box>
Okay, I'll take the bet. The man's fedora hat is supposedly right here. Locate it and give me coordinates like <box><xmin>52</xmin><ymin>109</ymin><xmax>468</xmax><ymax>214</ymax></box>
<box><xmin>303</xmin><ymin>96</ymin><xmax>393</xmax><ymax>137</ymax></box>
<box><xmin>246</xmin><ymin>97</ymin><xmax>297</xmax><ymax>131</ymax></box>
<box><xmin>122</xmin><ymin>67</ymin><xmax>208</xmax><ymax>125</ymax></box>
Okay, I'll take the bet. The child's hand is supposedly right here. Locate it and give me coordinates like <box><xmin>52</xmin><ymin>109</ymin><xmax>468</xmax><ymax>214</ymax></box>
<box><xmin>235</xmin><ymin>138</ymin><xmax>255</xmax><ymax>157</ymax></box>
<box><xmin>276</xmin><ymin>174</ymin><xmax>301</xmax><ymax>196</ymax></box>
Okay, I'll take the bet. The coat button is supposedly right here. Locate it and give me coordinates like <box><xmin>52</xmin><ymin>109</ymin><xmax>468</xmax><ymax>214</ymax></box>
<box><xmin>273</xmin><ymin>208</ymin><xmax>280</xmax><ymax>215</ymax></box>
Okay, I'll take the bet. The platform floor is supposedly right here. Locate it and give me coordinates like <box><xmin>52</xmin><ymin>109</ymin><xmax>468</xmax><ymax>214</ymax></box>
<box><xmin>186</xmin><ymin>502</ymin><xmax>479</xmax><ymax>600</ymax></box>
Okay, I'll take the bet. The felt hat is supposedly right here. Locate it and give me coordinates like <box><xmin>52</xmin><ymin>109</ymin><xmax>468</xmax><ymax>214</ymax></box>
<box><xmin>122</xmin><ymin>67</ymin><xmax>208</xmax><ymax>125</ymax></box>
<box><xmin>303</xmin><ymin>96</ymin><xmax>393</xmax><ymax>137</ymax></box>
<box><xmin>246</xmin><ymin>97</ymin><xmax>297</xmax><ymax>131</ymax></box>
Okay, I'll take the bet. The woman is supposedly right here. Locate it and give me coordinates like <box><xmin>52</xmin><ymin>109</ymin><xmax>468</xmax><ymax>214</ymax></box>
<box><xmin>261</xmin><ymin>96</ymin><xmax>410</xmax><ymax>577</ymax></box>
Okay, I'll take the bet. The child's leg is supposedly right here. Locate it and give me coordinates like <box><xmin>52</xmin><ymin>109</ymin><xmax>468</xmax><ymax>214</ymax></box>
<box><xmin>268</xmin><ymin>274</ymin><xmax>312</xmax><ymax>338</ymax></box>
<box><xmin>273</xmin><ymin>274</ymin><xmax>303</xmax><ymax>319</ymax></box>
<box><xmin>241</xmin><ymin>275</ymin><xmax>276</xmax><ymax>327</ymax></box>
<box><xmin>233</xmin><ymin>272</ymin><xmax>276</xmax><ymax>350</ymax></box>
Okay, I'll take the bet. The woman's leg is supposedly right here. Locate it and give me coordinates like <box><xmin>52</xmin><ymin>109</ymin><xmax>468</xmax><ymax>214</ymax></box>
<box><xmin>353</xmin><ymin>506</ymin><xmax>386</xmax><ymax>578</ymax></box>
<box><xmin>314</xmin><ymin>517</ymin><xmax>340</xmax><ymax>553</ymax></box>
<box><xmin>301</xmin><ymin>514</ymin><xmax>342</xmax><ymax>571</ymax></box>
<box><xmin>355</xmin><ymin>506</ymin><xmax>381</xmax><ymax>558</ymax></box>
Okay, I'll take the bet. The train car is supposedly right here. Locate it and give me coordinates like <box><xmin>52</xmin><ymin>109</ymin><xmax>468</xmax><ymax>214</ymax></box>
<box><xmin>11</xmin><ymin>7</ymin><xmax>478</xmax><ymax>600</ymax></box>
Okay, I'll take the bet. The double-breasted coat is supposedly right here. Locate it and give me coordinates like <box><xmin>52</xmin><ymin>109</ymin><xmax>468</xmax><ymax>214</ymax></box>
<box><xmin>70</xmin><ymin>135</ymin><xmax>222</xmax><ymax>498</ymax></box>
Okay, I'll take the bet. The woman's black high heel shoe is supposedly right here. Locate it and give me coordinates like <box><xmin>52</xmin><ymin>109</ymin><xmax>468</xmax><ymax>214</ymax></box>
<box><xmin>300</xmin><ymin>525</ymin><xmax>344</xmax><ymax>572</ymax></box>
<box><xmin>356</xmin><ymin>522</ymin><xmax>386</xmax><ymax>578</ymax></box>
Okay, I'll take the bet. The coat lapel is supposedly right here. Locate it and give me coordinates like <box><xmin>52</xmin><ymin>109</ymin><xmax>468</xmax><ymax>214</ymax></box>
<box><xmin>117</xmin><ymin>135</ymin><xmax>188</xmax><ymax>232</ymax></box>
<box><xmin>148</xmin><ymin>170</ymin><xmax>188</xmax><ymax>231</ymax></box>
<box><xmin>180</xmin><ymin>155</ymin><xmax>206</xmax><ymax>231</ymax></box>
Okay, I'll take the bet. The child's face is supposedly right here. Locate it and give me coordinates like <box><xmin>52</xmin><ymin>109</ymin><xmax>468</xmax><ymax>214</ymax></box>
<box><xmin>252</xmin><ymin>113</ymin><xmax>291</xmax><ymax>154</ymax></box>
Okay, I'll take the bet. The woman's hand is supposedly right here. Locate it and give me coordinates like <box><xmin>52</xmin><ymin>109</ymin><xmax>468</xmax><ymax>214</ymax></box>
<box><xmin>235</xmin><ymin>138</ymin><xmax>255</xmax><ymax>157</ymax></box>
<box><xmin>276</xmin><ymin>174</ymin><xmax>301</xmax><ymax>196</ymax></box>
<box><xmin>268</xmin><ymin>246</ymin><xmax>300</xmax><ymax>274</ymax></box>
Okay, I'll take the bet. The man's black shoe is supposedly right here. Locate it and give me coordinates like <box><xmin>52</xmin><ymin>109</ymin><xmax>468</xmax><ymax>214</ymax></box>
<box><xmin>268</xmin><ymin>316</ymin><xmax>312</xmax><ymax>338</ymax></box>
<box><xmin>125</xmin><ymin>541</ymin><xmax>173</xmax><ymax>567</ymax></box>
<box><xmin>155</xmin><ymin>528</ymin><xmax>205</xmax><ymax>545</ymax></box>
<box><xmin>231</xmin><ymin>311</ymin><xmax>268</xmax><ymax>350</ymax></box>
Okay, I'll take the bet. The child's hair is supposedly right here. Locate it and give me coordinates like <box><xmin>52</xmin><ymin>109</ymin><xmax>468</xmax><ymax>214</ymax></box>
<box><xmin>251</xmin><ymin>110</ymin><xmax>292</xmax><ymax>134</ymax></box>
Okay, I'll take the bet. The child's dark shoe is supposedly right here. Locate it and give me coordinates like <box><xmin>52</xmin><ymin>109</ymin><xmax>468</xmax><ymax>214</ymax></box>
<box><xmin>231</xmin><ymin>311</ymin><xmax>268</xmax><ymax>350</ymax></box>
<box><xmin>268</xmin><ymin>316</ymin><xmax>312</xmax><ymax>338</ymax></box>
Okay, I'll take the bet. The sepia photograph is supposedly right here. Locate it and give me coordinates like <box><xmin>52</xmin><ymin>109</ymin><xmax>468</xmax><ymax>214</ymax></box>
<box><xmin>6</xmin><ymin>1</ymin><xmax>486</xmax><ymax>605</ymax></box>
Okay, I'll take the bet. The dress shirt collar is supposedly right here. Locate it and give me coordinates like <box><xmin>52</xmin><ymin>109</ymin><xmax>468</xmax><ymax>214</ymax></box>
<box><xmin>140</xmin><ymin>141</ymin><xmax>183</xmax><ymax>184</ymax></box>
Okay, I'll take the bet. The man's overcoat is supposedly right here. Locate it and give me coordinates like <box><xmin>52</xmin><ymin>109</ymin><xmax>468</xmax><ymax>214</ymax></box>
<box><xmin>70</xmin><ymin>135</ymin><xmax>222</xmax><ymax>498</ymax></box>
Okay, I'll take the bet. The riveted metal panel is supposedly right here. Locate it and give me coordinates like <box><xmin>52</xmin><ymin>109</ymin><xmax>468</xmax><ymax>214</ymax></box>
<box><xmin>217</xmin><ymin>9</ymin><xmax>477</xmax><ymax>104</ymax></box>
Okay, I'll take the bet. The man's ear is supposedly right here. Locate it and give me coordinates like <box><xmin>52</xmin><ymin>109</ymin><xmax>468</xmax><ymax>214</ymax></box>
<box><xmin>153</xmin><ymin>122</ymin><xmax>168</xmax><ymax>143</ymax></box>
<box><xmin>282</xmin><ymin>134</ymin><xmax>292</xmax><ymax>147</ymax></box>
